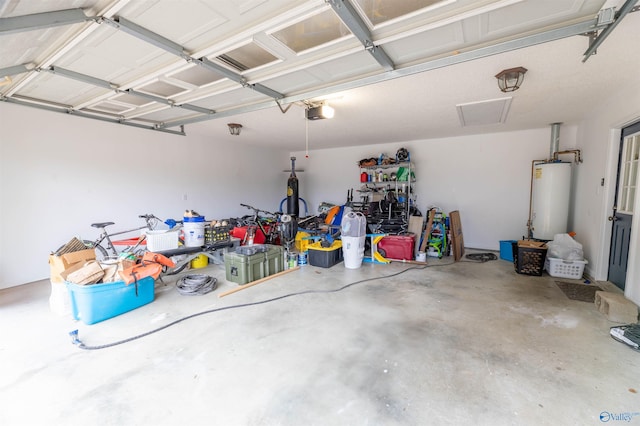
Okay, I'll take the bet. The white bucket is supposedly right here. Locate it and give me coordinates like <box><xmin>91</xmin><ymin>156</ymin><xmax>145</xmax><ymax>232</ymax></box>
<box><xmin>49</xmin><ymin>280</ymin><xmax>72</xmax><ymax>316</ymax></box>
<box><xmin>342</xmin><ymin>235</ymin><xmax>365</xmax><ymax>269</ymax></box>
<box><xmin>183</xmin><ymin>221</ymin><xmax>205</xmax><ymax>247</ymax></box>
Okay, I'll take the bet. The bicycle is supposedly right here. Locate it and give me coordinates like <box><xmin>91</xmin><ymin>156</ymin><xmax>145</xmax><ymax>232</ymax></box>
<box><xmin>84</xmin><ymin>214</ymin><xmax>162</xmax><ymax>260</ymax></box>
<box><xmin>236</xmin><ymin>203</ymin><xmax>283</xmax><ymax>245</ymax></box>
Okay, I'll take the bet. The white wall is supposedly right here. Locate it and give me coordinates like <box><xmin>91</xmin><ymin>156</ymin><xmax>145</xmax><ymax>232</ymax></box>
<box><xmin>0</xmin><ymin>103</ymin><xmax>288</xmax><ymax>289</ymax></box>
<box><xmin>3</xmin><ymin>89</ymin><xmax>638</xmax><ymax>298</ymax></box>
<box><xmin>573</xmin><ymin>79</ymin><xmax>640</xmax><ymax>305</ymax></box>
<box><xmin>292</xmin><ymin>126</ymin><xmax>576</xmax><ymax>250</ymax></box>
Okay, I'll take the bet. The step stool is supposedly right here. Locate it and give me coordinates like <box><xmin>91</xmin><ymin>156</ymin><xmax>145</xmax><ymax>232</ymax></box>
<box><xmin>594</xmin><ymin>291</ymin><xmax>639</xmax><ymax>323</ymax></box>
<box><xmin>363</xmin><ymin>234</ymin><xmax>390</xmax><ymax>264</ymax></box>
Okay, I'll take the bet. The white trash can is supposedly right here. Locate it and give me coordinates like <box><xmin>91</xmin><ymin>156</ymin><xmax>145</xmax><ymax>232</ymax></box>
<box><xmin>341</xmin><ymin>212</ymin><xmax>366</xmax><ymax>269</ymax></box>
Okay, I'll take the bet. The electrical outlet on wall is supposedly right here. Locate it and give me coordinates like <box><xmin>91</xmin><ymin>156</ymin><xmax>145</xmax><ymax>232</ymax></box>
<box><xmin>183</xmin><ymin>193</ymin><xmax>188</xmax><ymax>201</ymax></box>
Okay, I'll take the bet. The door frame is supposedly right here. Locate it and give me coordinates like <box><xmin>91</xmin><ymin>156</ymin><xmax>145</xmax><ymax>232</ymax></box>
<box><xmin>598</xmin><ymin>120</ymin><xmax>640</xmax><ymax>303</ymax></box>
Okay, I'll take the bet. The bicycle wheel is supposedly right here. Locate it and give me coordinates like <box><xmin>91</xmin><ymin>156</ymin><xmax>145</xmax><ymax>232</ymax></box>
<box><xmin>53</xmin><ymin>240</ymin><xmax>109</xmax><ymax>261</ymax></box>
<box><xmin>83</xmin><ymin>240</ymin><xmax>109</xmax><ymax>261</ymax></box>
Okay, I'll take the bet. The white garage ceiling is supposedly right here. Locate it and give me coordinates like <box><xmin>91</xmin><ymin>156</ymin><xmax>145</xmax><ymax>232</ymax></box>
<box><xmin>1</xmin><ymin>0</ymin><xmax>638</xmax><ymax>150</ymax></box>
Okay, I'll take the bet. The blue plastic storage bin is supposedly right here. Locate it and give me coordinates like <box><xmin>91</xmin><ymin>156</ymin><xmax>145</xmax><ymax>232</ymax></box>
<box><xmin>66</xmin><ymin>277</ymin><xmax>155</xmax><ymax>325</ymax></box>
<box><xmin>499</xmin><ymin>240</ymin><xmax>518</xmax><ymax>262</ymax></box>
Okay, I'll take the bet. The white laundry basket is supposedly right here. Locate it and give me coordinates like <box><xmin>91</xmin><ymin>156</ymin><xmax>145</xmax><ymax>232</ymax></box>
<box><xmin>544</xmin><ymin>257</ymin><xmax>588</xmax><ymax>279</ymax></box>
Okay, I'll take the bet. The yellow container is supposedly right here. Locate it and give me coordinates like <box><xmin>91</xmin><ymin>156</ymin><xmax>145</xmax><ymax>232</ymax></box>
<box><xmin>308</xmin><ymin>240</ymin><xmax>343</xmax><ymax>268</ymax></box>
<box><xmin>190</xmin><ymin>254</ymin><xmax>208</xmax><ymax>269</ymax></box>
<box><xmin>295</xmin><ymin>231</ymin><xmax>311</xmax><ymax>253</ymax></box>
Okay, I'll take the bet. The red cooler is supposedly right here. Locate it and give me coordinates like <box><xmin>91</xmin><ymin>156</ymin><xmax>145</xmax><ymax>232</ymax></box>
<box><xmin>377</xmin><ymin>234</ymin><xmax>415</xmax><ymax>260</ymax></box>
<box><xmin>230</xmin><ymin>225</ymin><xmax>267</xmax><ymax>244</ymax></box>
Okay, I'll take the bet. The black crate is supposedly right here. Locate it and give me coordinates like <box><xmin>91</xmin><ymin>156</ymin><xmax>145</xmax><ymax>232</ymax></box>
<box><xmin>512</xmin><ymin>241</ymin><xmax>547</xmax><ymax>276</ymax></box>
<box><xmin>205</xmin><ymin>224</ymin><xmax>230</xmax><ymax>244</ymax></box>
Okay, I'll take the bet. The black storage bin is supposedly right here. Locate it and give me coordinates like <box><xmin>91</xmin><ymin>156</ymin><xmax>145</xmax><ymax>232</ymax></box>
<box><xmin>308</xmin><ymin>241</ymin><xmax>343</xmax><ymax>268</ymax></box>
<box><xmin>512</xmin><ymin>241</ymin><xmax>547</xmax><ymax>276</ymax></box>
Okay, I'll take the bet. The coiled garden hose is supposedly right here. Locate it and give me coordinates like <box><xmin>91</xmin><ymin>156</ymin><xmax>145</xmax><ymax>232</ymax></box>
<box><xmin>176</xmin><ymin>274</ymin><xmax>217</xmax><ymax>296</ymax></box>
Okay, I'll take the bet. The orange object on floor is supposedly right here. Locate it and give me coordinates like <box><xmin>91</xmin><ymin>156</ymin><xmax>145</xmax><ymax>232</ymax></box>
<box><xmin>141</xmin><ymin>251</ymin><xmax>175</xmax><ymax>268</ymax></box>
<box><xmin>119</xmin><ymin>252</ymin><xmax>175</xmax><ymax>285</ymax></box>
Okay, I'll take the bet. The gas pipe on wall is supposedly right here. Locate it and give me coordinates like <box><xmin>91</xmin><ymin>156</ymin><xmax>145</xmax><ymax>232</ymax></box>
<box><xmin>527</xmin><ymin>123</ymin><xmax>583</xmax><ymax>240</ymax></box>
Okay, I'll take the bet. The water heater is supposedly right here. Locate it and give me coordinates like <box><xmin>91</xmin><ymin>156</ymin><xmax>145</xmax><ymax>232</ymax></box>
<box><xmin>531</xmin><ymin>162</ymin><xmax>571</xmax><ymax>240</ymax></box>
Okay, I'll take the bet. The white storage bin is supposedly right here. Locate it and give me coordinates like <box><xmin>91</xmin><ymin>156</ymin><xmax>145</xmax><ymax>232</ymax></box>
<box><xmin>145</xmin><ymin>229</ymin><xmax>179</xmax><ymax>252</ymax></box>
<box><xmin>544</xmin><ymin>257</ymin><xmax>588</xmax><ymax>279</ymax></box>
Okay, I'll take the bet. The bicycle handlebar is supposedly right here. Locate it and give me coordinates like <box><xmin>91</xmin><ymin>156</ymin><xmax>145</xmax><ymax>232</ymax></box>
<box><xmin>137</xmin><ymin>214</ymin><xmax>161</xmax><ymax>230</ymax></box>
<box><xmin>240</xmin><ymin>203</ymin><xmax>277</xmax><ymax>217</ymax></box>
<box><xmin>138</xmin><ymin>214</ymin><xmax>159</xmax><ymax>220</ymax></box>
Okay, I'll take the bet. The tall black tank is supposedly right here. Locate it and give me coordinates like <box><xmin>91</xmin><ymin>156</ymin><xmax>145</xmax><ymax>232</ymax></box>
<box><xmin>286</xmin><ymin>156</ymin><xmax>299</xmax><ymax>218</ymax></box>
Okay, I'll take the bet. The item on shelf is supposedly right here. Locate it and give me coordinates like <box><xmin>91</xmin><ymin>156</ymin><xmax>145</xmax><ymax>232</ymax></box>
<box><xmin>359</xmin><ymin>157</ymin><xmax>378</xmax><ymax>167</ymax></box>
<box><xmin>379</xmin><ymin>153</ymin><xmax>396</xmax><ymax>165</ymax></box>
<box><xmin>396</xmin><ymin>147</ymin><xmax>410</xmax><ymax>162</ymax></box>
<box><xmin>357</xmin><ymin>158</ymin><xmax>418</xmax><ymax>234</ymax></box>
<box><xmin>396</xmin><ymin>167</ymin><xmax>414</xmax><ymax>182</ymax></box>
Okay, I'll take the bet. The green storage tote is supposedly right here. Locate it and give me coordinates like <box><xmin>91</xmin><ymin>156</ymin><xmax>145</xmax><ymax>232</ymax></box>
<box><xmin>225</xmin><ymin>244</ymin><xmax>284</xmax><ymax>285</ymax></box>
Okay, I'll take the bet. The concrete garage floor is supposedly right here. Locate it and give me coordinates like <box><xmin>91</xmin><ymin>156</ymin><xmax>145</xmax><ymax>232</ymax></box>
<box><xmin>1</xmin><ymin>252</ymin><xmax>638</xmax><ymax>426</ymax></box>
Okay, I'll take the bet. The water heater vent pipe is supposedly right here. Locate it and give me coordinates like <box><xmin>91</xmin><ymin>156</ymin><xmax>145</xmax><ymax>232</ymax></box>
<box><xmin>548</xmin><ymin>121</ymin><xmax>583</xmax><ymax>163</ymax></box>
<box><xmin>549</xmin><ymin>122</ymin><xmax>561</xmax><ymax>160</ymax></box>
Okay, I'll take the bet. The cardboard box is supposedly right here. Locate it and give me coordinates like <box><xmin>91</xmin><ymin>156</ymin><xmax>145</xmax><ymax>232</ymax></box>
<box><xmin>517</xmin><ymin>240</ymin><xmax>547</xmax><ymax>249</ymax></box>
<box><xmin>61</xmin><ymin>260</ymin><xmax>104</xmax><ymax>285</ymax></box>
<box><xmin>449</xmin><ymin>210</ymin><xmax>465</xmax><ymax>262</ymax></box>
<box><xmin>49</xmin><ymin>248</ymin><xmax>96</xmax><ymax>283</ymax></box>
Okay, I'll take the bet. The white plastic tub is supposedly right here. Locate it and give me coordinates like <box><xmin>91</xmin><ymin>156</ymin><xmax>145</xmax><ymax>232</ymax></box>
<box><xmin>544</xmin><ymin>257</ymin><xmax>588</xmax><ymax>279</ymax></box>
<box><xmin>145</xmin><ymin>229</ymin><xmax>179</xmax><ymax>251</ymax></box>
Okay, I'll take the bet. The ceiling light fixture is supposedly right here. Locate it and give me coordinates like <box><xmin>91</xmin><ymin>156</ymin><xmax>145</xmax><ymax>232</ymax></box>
<box><xmin>227</xmin><ymin>123</ymin><xmax>242</xmax><ymax>135</ymax></box>
<box><xmin>306</xmin><ymin>103</ymin><xmax>335</xmax><ymax>120</ymax></box>
<box><xmin>495</xmin><ymin>66</ymin><xmax>527</xmax><ymax>92</ymax></box>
